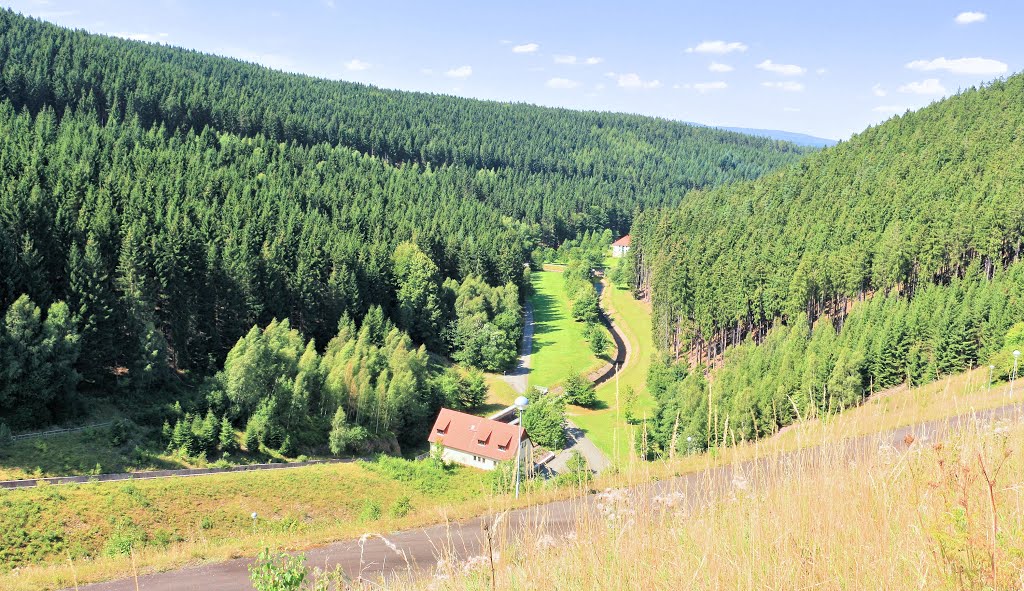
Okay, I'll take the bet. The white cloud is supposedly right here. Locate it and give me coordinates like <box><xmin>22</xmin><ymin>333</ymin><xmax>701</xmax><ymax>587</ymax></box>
<box><xmin>111</xmin><ymin>32</ymin><xmax>169</xmax><ymax>43</ymax></box>
<box><xmin>872</xmin><ymin>84</ymin><xmax>887</xmax><ymax>97</ymax></box>
<box><xmin>616</xmin><ymin>73</ymin><xmax>661</xmax><ymax>89</ymax></box>
<box><xmin>816</xmin><ymin>68</ymin><xmax>828</xmax><ymax>75</ymax></box>
<box><xmin>345</xmin><ymin>59</ymin><xmax>370</xmax><ymax>71</ymax></box>
<box><xmin>899</xmin><ymin>78</ymin><xmax>946</xmax><ymax>95</ymax></box>
<box><xmin>873</xmin><ymin>105</ymin><xmax>908</xmax><ymax>114</ymax></box>
<box><xmin>512</xmin><ymin>43</ymin><xmax>540</xmax><ymax>54</ymax></box>
<box><xmin>756</xmin><ymin>60</ymin><xmax>806</xmax><ymax>76</ymax></box>
<box><xmin>686</xmin><ymin>40</ymin><xmax>748</xmax><ymax>54</ymax></box>
<box><xmin>906</xmin><ymin>57</ymin><xmax>1007</xmax><ymax>75</ymax></box>
<box><xmin>708</xmin><ymin>62</ymin><xmax>733</xmax><ymax>73</ymax></box>
<box><xmin>546</xmin><ymin>77</ymin><xmax>580</xmax><ymax>89</ymax></box>
<box><xmin>689</xmin><ymin>81</ymin><xmax>728</xmax><ymax>93</ymax></box>
<box><xmin>554</xmin><ymin>55</ymin><xmax>602</xmax><ymax>65</ymax></box>
<box><xmin>762</xmin><ymin>81</ymin><xmax>805</xmax><ymax>92</ymax></box>
<box><xmin>954</xmin><ymin>11</ymin><xmax>986</xmax><ymax>24</ymax></box>
<box><xmin>445</xmin><ymin>65</ymin><xmax>473</xmax><ymax>78</ymax></box>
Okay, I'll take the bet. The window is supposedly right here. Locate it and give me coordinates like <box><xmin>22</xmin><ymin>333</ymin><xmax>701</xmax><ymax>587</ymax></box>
<box><xmin>436</xmin><ymin>428</ymin><xmax>445</xmax><ymax>435</ymax></box>
<box><xmin>498</xmin><ymin>444</ymin><xmax>507</xmax><ymax>451</ymax></box>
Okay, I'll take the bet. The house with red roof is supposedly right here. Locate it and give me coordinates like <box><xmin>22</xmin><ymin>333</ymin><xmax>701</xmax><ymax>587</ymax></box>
<box><xmin>427</xmin><ymin>408</ymin><xmax>532</xmax><ymax>470</ymax></box>
<box><xmin>612</xmin><ymin>234</ymin><xmax>631</xmax><ymax>258</ymax></box>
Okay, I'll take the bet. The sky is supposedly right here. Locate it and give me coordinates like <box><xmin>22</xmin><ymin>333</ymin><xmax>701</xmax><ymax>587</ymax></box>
<box><xmin>4</xmin><ymin>0</ymin><xmax>1021</xmax><ymax>140</ymax></box>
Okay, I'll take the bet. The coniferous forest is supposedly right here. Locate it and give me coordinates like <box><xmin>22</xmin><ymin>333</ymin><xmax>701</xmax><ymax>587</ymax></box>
<box><xmin>632</xmin><ymin>74</ymin><xmax>1024</xmax><ymax>456</ymax></box>
<box><xmin>0</xmin><ymin>10</ymin><xmax>805</xmax><ymax>451</ymax></box>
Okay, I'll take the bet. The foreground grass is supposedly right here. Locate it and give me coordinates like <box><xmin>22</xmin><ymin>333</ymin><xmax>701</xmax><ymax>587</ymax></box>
<box><xmin>409</xmin><ymin>420</ymin><xmax>1024</xmax><ymax>590</ymax></box>
<box><xmin>571</xmin><ymin>281</ymin><xmax>655</xmax><ymax>460</ymax></box>
<box><xmin>6</xmin><ymin>366</ymin><xmax>1021</xmax><ymax>590</ymax></box>
<box><xmin>0</xmin><ymin>458</ymin><xmax>487</xmax><ymax>590</ymax></box>
<box><xmin>527</xmin><ymin>270</ymin><xmax>606</xmax><ymax>390</ymax></box>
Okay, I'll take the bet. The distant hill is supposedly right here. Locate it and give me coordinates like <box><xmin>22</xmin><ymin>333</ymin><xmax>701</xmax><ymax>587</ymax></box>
<box><xmin>719</xmin><ymin>127</ymin><xmax>838</xmax><ymax>147</ymax></box>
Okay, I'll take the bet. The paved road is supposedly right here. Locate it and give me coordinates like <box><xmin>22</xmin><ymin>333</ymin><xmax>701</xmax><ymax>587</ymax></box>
<box><xmin>500</xmin><ymin>303</ymin><xmax>533</xmax><ymax>395</ymax></box>
<box><xmin>546</xmin><ymin>419</ymin><xmax>612</xmax><ymax>474</ymax></box>
<box><xmin>71</xmin><ymin>401</ymin><xmax>1024</xmax><ymax>591</ymax></box>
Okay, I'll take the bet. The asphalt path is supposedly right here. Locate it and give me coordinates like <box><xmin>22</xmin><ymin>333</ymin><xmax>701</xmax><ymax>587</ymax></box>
<box><xmin>500</xmin><ymin>303</ymin><xmax>533</xmax><ymax>395</ymax></box>
<box><xmin>73</xmin><ymin>401</ymin><xmax>1024</xmax><ymax>591</ymax></box>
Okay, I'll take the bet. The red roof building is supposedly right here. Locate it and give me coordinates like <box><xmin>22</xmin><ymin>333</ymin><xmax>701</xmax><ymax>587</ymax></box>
<box><xmin>612</xmin><ymin>234</ymin><xmax>632</xmax><ymax>257</ymax></box>
<box><xmin>428</xmin><ymin>408</ymin><xmax>531</xmax><ymax>470</ymax></box>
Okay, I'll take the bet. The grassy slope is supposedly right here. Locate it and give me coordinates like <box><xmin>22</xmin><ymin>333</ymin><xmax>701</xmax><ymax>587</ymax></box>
<box><xmin>527</xmin><ymin>270</ymin><xmax>605</xmax><ymax>390</ymax></box>
<box><xmin>0</xmin><ymin>459</ymin><xmax>491</xmax><ymax>590</ymax></box>
<box><xmin>570</xmin><ymin>281</ymin><xmax>656</xmax><ymax>460</ymax></box>
<box><xmin>5</xmin><ymin>366</ymin><xmax>1022</xmax><ymax>590</ymax></box>
<box><xmin>405</xmin><ymin>420</ymin><xmax>1024</xmax><ymax>590</ymax></box>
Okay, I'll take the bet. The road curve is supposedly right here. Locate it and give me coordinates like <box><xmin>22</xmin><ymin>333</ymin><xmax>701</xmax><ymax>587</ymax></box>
<box><xmin>71</xmin><ymin>401</ymin><xmax>1024</xmax><ymax>591</ymax></box>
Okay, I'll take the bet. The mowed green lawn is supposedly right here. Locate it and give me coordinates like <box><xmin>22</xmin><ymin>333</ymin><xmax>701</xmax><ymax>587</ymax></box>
<box><xmin>528</xmin><ymin>270</ymin><xmax>604</xmax><ymax>390</ymax></box>
<box><xmin>570</xmin><ymin>279</ymin><xmax>656</xmax><ymax>461</ymax></box>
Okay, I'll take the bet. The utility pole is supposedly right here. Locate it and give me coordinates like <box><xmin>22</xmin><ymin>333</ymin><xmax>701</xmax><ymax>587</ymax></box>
<box><xmin>514</xmin><ymin>396</ymin><xmax>529</xmax><ymax>499</ymax></box>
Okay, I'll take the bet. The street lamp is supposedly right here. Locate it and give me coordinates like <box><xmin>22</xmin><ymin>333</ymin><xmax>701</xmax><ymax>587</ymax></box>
<box><xmin>1012</xmin><ymin>351</ymin><xmax>1021</xmax><ymax>397</ymax></box>
<box><xmin>513</xmin><ymin>396</ymin><xmax>529</xmax><ymax>499</ymax></box>
<box><xmin>686</xmin><ymin>436</ymin><xmax>693</xmax><ymax>455</ymax></box>
<box><xmin>989</xmin><ymin>365</ymin><xmax>995</xmax><ymax>391</ymax></box>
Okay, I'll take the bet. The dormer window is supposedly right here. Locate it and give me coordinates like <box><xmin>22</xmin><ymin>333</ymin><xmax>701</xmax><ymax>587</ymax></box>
<box><xmin>436</xmin><ymin>428</ymin><xmax>446</xmax><ymax>435</ymax></box>
<box><xmin>498</xmin><ymin>444</ymin><xmax>507</xmax><ymax>451</ymax></box>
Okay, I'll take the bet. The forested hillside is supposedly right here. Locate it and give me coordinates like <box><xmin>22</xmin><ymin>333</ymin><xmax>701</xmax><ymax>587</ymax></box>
<box><xmin>632</xmin><ymin>74</ymin><xmax>1024</xmax><ymax>454</ymax></box>
<box><xmin>0</xmin><ymin>10</ymin><xmax>806</xmax><ymax>239</ymax></box>
<box><xmin>0</xmin><ymin>10</ymin><xmax>804</xmax><ymax>444</ymax></box>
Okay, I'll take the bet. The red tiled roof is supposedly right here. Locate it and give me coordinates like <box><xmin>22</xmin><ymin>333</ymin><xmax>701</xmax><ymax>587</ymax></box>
<box><xmin>612</xmin><ymin>235</ymin><xmax>631</xmax><ymax>247</ymax></box>
<box><xmin>428</xmin><ymin>408</ymin><xmax>529</xmax><ymax>461</ymax></box>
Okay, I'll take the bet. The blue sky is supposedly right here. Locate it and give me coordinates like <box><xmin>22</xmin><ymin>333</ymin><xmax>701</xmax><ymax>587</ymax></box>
<box><xmin>5</xmin><ymin>0</ymin><xmax>1020</xmax><ymax>140</ymax></box>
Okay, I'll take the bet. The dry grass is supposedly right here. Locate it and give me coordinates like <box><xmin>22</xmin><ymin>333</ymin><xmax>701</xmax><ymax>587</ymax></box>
<box><xmin>4</xmin><ymin>368</ymin><xmax>1021</xmax><ymax>591</ymax></box>
<box><xmin>405</xmin><ymin>416</ymin><xmax>1024</xmax><ymax>591</ymax></box>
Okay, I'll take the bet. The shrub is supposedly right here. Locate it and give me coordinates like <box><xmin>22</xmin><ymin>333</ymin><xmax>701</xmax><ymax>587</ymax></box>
<box><xmin>522</xmin><ymin>394</ymin><xmax>566</xmax><ymax>449</ymax></box>
<box><xmin>244</xmin><ymin>420</ymin><xmax>261</xmax><ymax>452</ymax></box>
<box><xmin>389</xmin><ymin>495</ymin><xmax>412</xmax><ymax>518</ymax></box>
<box><xmin>278</xmin><ymin>435</ymin><xmax>295</xmax><ymax>457</ymax></box>
<box><xmin>328</xmin><ymin>408</ymin><xmax>369</xmax><ymax>456</ymax></box>
<box><xmin>249</xmin><ymin>548</ymin><xmax>308</xmax><ymax>591</ymax></box>
<box><xmin>359</xmin><ymin>499</ymin><xmax>382</xmax><ymax>522</ymax></box>
<box><xmin>563</xmin><ymin>372</ymin><xmax>597</xmax><ymax>407</ymax></box>
<box><xmin>108</xmin><ymin>419</ymin><xmax>133</xmax><ymax>447</ymax></box>
<box><xmin>103</xmin><ymin>520</ymin><xmax>147</xmax><ymax>557</ymax></box>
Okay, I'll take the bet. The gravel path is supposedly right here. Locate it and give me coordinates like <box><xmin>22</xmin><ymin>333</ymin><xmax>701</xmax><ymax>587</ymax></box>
<box><xmin>500</xmin><ymin>302</ymin><xmax>534</xmax><ymax>395</ymax></box>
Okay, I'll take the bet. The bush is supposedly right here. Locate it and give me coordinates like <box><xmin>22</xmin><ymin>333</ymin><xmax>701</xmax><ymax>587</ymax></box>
<box><xmin>328</xmin><ymin>408</ymin><xmax>369</xmax><ymax>456</ymax></box>
<box><xmin>359</xmin><ymin>499</ymin><xmax>382</xmax><ymax>522</ymax></box>
<box><xmin>522</xmin><ymin>394</ymin><xmax>566</xmax><ymax>449</ymax></box>
<box><xmin>244</xmin><ymin>421</ymin><xmax>260</xmax><ymax>452</ymax></box>
<box><xmin>563</xmin><ymin>372</ymin><xmax>597</xmax><ymax>407</ymax></box>
<box><xmin>249</xmin><ymin>548</ymin><xmax>308</xmax><ymax>591</ymax></box>
<box><xmin>103</xmin><ymin>520</ymin><xmax>148</xmax><ymax>557</ymax></box>
<box><xmin>108</xmin><ymin>418</ymin><xmax>133</xmax><ymax>447</ymax></box>
<box><xmin>389</xmin><ymin>495</ymin><xmax>412</xmax><ymax>518</ymax></box>
<box><xmin>278</xmin><ymin>435</ymin><xmax>295</xmax><ymax>457</ymax></box>
<box><xmin>554</xmin><ymin>450</ymin><xmax>592</xmax><ymax>488</ymax></box>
